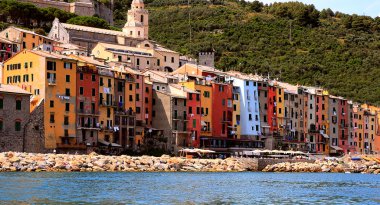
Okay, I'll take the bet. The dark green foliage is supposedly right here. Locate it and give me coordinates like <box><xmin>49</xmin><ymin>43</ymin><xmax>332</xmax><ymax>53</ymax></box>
<box><xmin>0</xmin><ymin>0</ymin><xmax>76</xmax><ymax>31</ymax></box>
<box><xmin>145</xmin><ymin>1</ymin><xmax>380</xmax><ymax>104</ymax></box>
<box><xmin>67</xmin><ymin>16</ymin><xmax>110</xmax><ymax>29</ymax></box>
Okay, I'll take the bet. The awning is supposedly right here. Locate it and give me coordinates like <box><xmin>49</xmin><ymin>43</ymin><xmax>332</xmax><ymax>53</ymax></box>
<box><xmin>322</xmin><ymin>134</ymin><xmax>329</xmax><ymax>139</ymax></box>
<box><xmin>110</xmin><ymin>143</ymin><xmax>122</xmax><ymax>147</ymax></box>
<box><xmin>201</xmin><ymin>121</ymin><xmax>207</xmax><ymax>126</ymax></box>
<box><xmin>98</xmin><ymin>139</ymin><xmax>110</xmax><ymax>146</ymax></box>
<box><xmin>330</xmin><ymin>146</ymin><xmax>343</xmax><ymax>151</ymax></box>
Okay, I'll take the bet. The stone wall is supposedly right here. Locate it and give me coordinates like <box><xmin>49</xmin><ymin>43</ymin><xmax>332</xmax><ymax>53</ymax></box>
<box><xmin>0</xmin><ymin>93</ymin><xmax>30</xmax><ymax>152</ymax></box>
<box><xmin>257</xmin><ymin>158</ymin><xmax>315</xmax><ymax>171</ymax></box>
<box><xmin>24</xmin><ymin>100</ymin><xmax>50</xmax><ymax>153</ymax></box>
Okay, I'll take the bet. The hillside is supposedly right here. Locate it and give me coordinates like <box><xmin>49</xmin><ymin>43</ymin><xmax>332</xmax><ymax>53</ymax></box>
<box><xmin>144</xmin><ymin>0</ymin><xmax>380</xmax><ymax>104</ymax></box>
<box><xmin>2</xmin><ymin>0</ymin><xmax>380</xmax><ymax>104</ymax></box>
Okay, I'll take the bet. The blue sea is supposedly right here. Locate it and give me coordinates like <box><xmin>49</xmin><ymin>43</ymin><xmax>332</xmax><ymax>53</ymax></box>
<box><xmin>0</xmin><ymin>172</ymin><xmax>379</xmax><ymax>204</ymax></box>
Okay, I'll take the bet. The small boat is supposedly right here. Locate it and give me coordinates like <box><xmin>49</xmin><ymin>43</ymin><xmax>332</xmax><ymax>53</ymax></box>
<box><xmin>351</xmin><ymin>157</ymin><xmax>361</xmax><ymax>161</ymax></box>
<box><xmin>345</xmin><ymin>171</ymin><xmax>351</xmax><ymax>174</ymax></box>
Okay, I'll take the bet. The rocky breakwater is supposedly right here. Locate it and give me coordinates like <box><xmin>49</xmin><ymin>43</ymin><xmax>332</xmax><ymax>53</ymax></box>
<box><xmin>262</xmin><ymin>158</ymin><xmax>380</xmax><ymax>174</ymax></box>
<box><xmin>0</xmin><ymin>152</ymin><xmax>257</xmax><ymax>172</ymax></box>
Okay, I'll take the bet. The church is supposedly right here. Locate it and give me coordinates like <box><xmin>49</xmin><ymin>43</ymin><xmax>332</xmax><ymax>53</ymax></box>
<box><xmin>48</xmin><ymin>0</ymin><xmax>180</xmax><ymax>71</ymax></box>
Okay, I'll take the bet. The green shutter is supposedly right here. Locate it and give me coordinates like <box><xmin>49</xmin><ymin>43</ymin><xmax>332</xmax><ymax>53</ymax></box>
<box><xmin>193</xmin><ymin>119</ymin><xmax>196</xmax><ymax>128</ymax></box>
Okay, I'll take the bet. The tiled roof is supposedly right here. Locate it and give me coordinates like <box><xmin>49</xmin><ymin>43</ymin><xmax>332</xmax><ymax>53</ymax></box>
<box><xmin>0</xmin><ymin>84</ymin><xmax>31</xmax><ymax>95</ymax></box>
<box><xmin>11</xmin><ymin>26</ymin><xmax>55</xmax><ymax>41</ymax></box>
<box><xmin>62</xmin><ymin>23</ymin><xmax>128</xmax><ymax>37</ymax></box>
<box><xmin>29</xmin><ymin>50</ymin><xmax>76</xmax><ymax>61</ymax></box>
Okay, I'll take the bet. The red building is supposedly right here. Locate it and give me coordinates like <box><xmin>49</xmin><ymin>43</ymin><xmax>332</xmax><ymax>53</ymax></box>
<box><xmin>0</xmin><ymin>37</ymin><xmax>16</xmax><ymax>62</ymax></box>
<box><xmin>186</xmin><ymin>90</ymin><xmax>201</xmax><ymax>147</ymax></box>
<box><xmin>76</xmin><ymin>65</ymin><xmax>100</xmax><ymax>148</ymax></box>
<box><xmin>315</xmin><ymin>94</ymin><xmax>325</xmax><ymax>153</ymax></box>
<box><xmin>338</xmin><ymin>99</ymin><xmax>349</xmax><ymax>153</ymax></box>
<box><xmin>211</xmin><ymin>82</ymin><xmax>233</xmax><ymax>141</ymax></box>
<box><xmin>267</xmin><ymin>85</ymin><xmax>277</xmax><ymax>133</ymax></box>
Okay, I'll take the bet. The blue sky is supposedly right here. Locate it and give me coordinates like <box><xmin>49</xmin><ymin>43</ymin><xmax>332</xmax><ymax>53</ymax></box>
<box><xmin>256</xmin><ymin>0</ymin><xmax>380</xmax><ymax>17</ymax></box>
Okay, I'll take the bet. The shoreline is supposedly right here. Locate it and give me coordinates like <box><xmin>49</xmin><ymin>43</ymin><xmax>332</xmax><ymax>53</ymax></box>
<box><xmin>0</xmin><ymin>152</ymin><xmax>379</xmax><ymax>174</ymax></box>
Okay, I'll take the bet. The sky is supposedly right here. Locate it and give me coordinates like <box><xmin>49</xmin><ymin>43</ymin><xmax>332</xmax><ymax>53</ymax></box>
<box><xmin>255</xmin><ymin>0</ymin><xmax>380</xmax><ymax>17</ymax></box>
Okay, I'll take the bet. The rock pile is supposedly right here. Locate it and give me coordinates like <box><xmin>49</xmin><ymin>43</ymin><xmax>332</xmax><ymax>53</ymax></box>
<box><xmin>0</xmin><ymin>152</ymin><xmax>257</xmax><ymax>172</ymax></box>
<box><xmin>262</xmin><ymin>159</ymin><xmax>380</xmax><ymax>174</ymax></box>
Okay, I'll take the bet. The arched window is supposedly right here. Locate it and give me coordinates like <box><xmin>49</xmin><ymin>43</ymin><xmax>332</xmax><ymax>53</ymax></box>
<box><xmin>141</xmin><ymin>15</ymin><xmax>144</xmax><ymax>23</ymax></box>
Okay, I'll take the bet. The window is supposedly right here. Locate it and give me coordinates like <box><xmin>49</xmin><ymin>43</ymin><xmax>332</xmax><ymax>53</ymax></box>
<box><xmin>136</xmin><ymin>83</ymin><xmax>140</xmax><ymax>89</ymax></box>
<box><xmin>50</xmin><ymin>100</ymin><xmax>54</xmax><ymax>108</ymax></box>
<box><xmin>16</xmin><ymin>100</ymin><xmax>21</xmax><ymax>110</ymax></box>
<box><xmin>15</xmin><ymin>121</ymin><xmax>21</xmax><ymax>131</ymax></box>
<box><xmin>107</xmin><ymin>108</ymin><xmax>111</xmax><ymax>118</ymax></box>
<box><xmin>50</xmin><ymin>113</ymin><xmax>55</xmax><ymax>123</ymax></box>
<box><xmin>129</xmin><ymin>84</ymin><xmax>133</xmax><ymax>91</ymax></box>
<box><xmin>100</xmin><ymin>77</ymin><xmax>103</xmax><ymax>86</ymax></box>
<box><xmin>137</xmin><ymin>58</ymin><xmax>140</xmax><ymax>66</ymax></box>
<box><xmin>136</xmin><ymin>94</ymin><xmax>140</xmax><ymax>101</ymax></box>
<box><xmin>47</xmin><ymin>61</ymin><xmax>56</xmax><ymax>71</ymax></box>
<box><xmin>65</xmin><ymin>88</ymin><xmax>70</xmax><ymax>96</ymax></box>
<box><xmin>129</xmin><ymin>95</ymin><xmax>133</xmax><ymax>102</ymax></box>
<box><xmin>64</xmin><ymin>116</ymin><xmax>69</xmax><ymax>125</ymax></box>
<box><xmin>24</xmin><ymin>62</ymin><xmax>28</xmax><ymax>68</ymax></box>
<box><xmin>64</xmin><ymin>62</ymin><xmax>72</xmax><ymax>69</ymax></box>
<box><xmin>92</xmin><ymin>74</ymin><xmax>96</xmax><ymax>81</ymax></box>
<box><xmin>171</xmin><ymin>57</ymin><xmax>174</xmax><ymax>63</ymax></box>
<box><xmin>246</xmin><ymin>81</ymin><xmax>249</xmax><ymax>86</ymax></box>
<box><xmin>0</xmin><ymin>98</ymin><xmax>3</xmax><ymax>109</ymax></box>
<box><xmin>193</xmin><ymin>119</ymin><xmax>196</xmax><ymax>128</ymax></box>
<box><xmin>189</xmin><ymin>107</ymin><xmax>193</xmax><ymax>114</ymax></box>
<box><xmin>22</xmin><ymin>42</ymin><xmax>26</xmax><ymax>49</ymax></box>
<box><xmin>249</xmin><ymin>114</ymin><xmax>252</xmax><ymax>121</ymax></box>
<box><xmin>164</xmin><ymin>56</ymin><xmax>167</xmax><ymax>62</ymax></box>
<box><xmin>184</xmin><ymin>100</ymin><xmax>186</xmax><ymax>106</ymax></box>
<box><xmin>65</xmin><ymin>103</ymin><xmax>70</xmax><ymax>112</ymax></box>
<box><xmin>157</xmin><ymin>59</ymin><xmax>160</xmax><ymax>66</ymax></box>
<box><xmin>136</xmin><ymin>107</ymin><xmax>141</xmax><ymax>113</ymax></box>
<box><xmin>108</xmin><ymin>79</ymin><xmax>111</xmax><ymax>87</ymax></box>
<box><xmin>80</xmin><ymin>87</ymin><xmax>84</xmax><ymax>95</ymax></box>
<box><xmin>0</xmin><ymin>120</ymin><xmax>2</xmax><ymax>131</ymax></box>
<box><xmin>145</xmin><ymin>87</ymin><xmax>149</xmax><ymax>93</ymax></box>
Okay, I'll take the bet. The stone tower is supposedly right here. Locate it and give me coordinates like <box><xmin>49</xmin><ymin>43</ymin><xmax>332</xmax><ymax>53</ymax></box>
<box><xmin>122</xmin><ymin>0</ymin><xmax>149</xmax><ymax>39</ymax></box>
<box><xmin>198</xmin><ymin>52</ymin><xmax>215</xmax><ymax>68</ymax></box>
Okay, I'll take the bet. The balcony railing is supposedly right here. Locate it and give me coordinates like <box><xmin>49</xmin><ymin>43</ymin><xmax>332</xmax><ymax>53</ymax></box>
<box><xmin>77</xmin><ymin>109</ymin><xmax>100</xmax><ymax>115</ymax></box>
<box><xmin>99</xmin><ymin>101</ymin><xmax>117</xmax><ymax>107</ymax></box>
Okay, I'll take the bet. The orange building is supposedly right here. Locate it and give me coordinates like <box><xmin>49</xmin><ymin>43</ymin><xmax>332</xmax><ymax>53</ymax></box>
<box><xmin>3</xmin><ymin>49</ymin><xmax>80</xmax><ymax>152</ymax></box>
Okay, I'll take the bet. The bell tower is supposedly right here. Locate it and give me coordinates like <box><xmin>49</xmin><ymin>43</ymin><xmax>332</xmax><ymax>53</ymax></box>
<box><xmin>122</xmin><ymin>0</ymin><xmax>149</xmax><ymax>39</ymax></box>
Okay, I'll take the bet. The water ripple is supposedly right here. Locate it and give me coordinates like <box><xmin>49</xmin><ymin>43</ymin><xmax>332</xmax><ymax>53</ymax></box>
<box><xmin>0</xmin><ymin>172</ymin><xmax>379</xmax><ymax>204</ymax></box>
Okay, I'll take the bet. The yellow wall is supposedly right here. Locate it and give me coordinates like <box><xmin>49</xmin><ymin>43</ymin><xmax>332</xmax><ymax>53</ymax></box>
<box><xmin>181</xmin><ymin>81</ymin><xmax>213</xmax><ymax>137</ymax></box>
<box><xmin>98</xmin><ymin>72</ymin><xmax>115</xmax><ymax>142</ymax></box>
<box><xmin>3</xmin><ymin>50</ymin><xmax>77</xmax><ymax>149</ymax></box>
<box><xmin>233</xmin><ymin>92</ymin><xmax>241</xmax><ymax>139</ymax></box>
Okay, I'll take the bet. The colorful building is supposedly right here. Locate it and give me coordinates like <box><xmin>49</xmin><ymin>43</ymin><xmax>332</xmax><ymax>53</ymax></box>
<box><xmin>3</xmin><ymin>49</ymin><xmax>80</xmax><ymax>152</ymax></box>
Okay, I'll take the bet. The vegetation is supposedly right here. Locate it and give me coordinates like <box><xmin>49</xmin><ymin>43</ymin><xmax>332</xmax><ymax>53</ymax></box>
<box><xmin>141</xmin><ymin>0</ymin><xmax>380</xmax><ymax>104</ymax></box>
<box><xmin>0</xmin><ymin>0</ymin><xmax>111</xmax><ymax>31</ymax></box>
<box><xmin>1</xmin><ymin>0</ymin><xmax>380</xmax><ymax>104</ymax></box>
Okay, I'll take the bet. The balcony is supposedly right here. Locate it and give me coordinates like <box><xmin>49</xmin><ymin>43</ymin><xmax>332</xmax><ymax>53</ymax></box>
<box><xmin>78</xmin><ymin>124</ymin><xmax>101</xmax><ymax>130</ymax></box>
<box><xmin>99</xmin><ymin>101</ymin><xmax>117</xmax><ymax>107</ymax></box>
<box><xmin>77</xmin><ymin>109</ymin><xmax>100</xmax><ymax>116</ymax></box>
<box><xmin>48</xmin><ymin>79</ymin><xmax>56</xmax><ymax>86</ymax></box>
<box><xmin>115</xmin><ymin>109</ymin><xmax>135</xmax><ymax>116</ymax></box>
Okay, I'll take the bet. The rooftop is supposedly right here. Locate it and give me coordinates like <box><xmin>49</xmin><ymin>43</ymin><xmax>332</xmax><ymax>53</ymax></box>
<box><xmin>62</xmin><ymin>23</ymin><xmax>128</xmax><ymax>37</ymax></box>
<box><xmin>0</xmin><ymin>84</ymin><xmax>31</xmax><ymax>95</ymax></box>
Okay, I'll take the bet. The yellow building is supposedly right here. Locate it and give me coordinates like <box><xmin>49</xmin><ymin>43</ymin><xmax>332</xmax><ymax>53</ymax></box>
<box><xmin>98</xmin><ymin>67</ymin><xmax>115</xmax><ymax>143</ymax></box>
<box><xmin>0</xmin><ymin>26</ymin><xmax>56</xmax><ymax>51</ymax></box>
<box><xmin>232</xmin><ymin>86</ymin><xmax>241</xmax><ymax>139</ymax></box>
<box><xmin>180</xmin><ymin>80</ymin><xmax>213</xmax><ymax>137</ymax></box>
<box><xmin>275</xmin><ymin>85</ymin><xmax>285</xmax><ymax>136</ymax></box>
<box><xmin>3</xmin><ymin>49</ymin><xmax>79</xmax><ymax>150</ymax></box>
<box><xmin>92</xmin><ymin>41</ymin><xmax>180</xmax><ymax>71</ymax></box>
